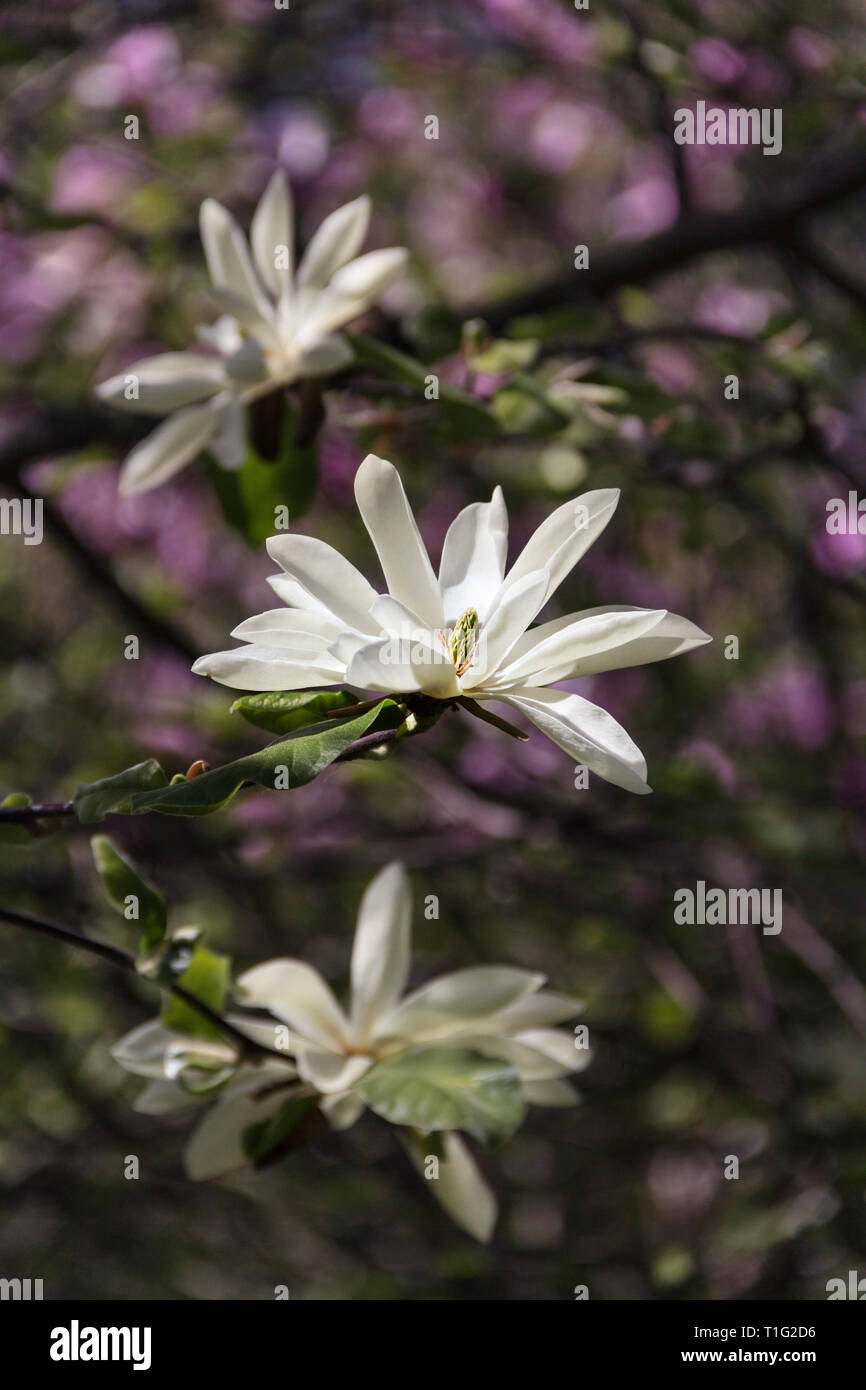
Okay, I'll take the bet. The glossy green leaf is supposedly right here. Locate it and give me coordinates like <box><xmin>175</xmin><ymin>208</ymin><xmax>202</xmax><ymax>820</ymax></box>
<box><xmin>357</xmin><ymin>1046</ymin><xmax>525</xmax><ymax>1146</ymax></box>
<box><xmin>91</xmin><ymin>834</ymin><xmax>168</xmax><ymax>954</ymax></box>
<box><xmin>161</xmin><ymin>945</ymin><xmax>231</xmax><ymax>1041</ymax></box>
<box><xmin>230</xmin><ymin>688</ymin><xmax>356</xmax><ymax>736</ymax></box>
<box><xmin>73</xmin><ymin>700</ymin><xmax>402</xmax><ymax>822</ymax></box>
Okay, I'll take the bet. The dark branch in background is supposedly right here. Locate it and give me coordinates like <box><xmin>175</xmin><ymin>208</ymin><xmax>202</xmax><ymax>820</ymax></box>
<box><xmin>787</xmin><ymin>231</ymin><xmax>866</xmax><ymax>316</ymax></box>
<box><xmin>0</xmin><ymin>904</ymin><xmax>292</xmax><ymax>1065</ymax></box>
<box><xmin>472</xmin><ymin>144</ymin><xmax>866</xmax><ymax>329</ymax></box>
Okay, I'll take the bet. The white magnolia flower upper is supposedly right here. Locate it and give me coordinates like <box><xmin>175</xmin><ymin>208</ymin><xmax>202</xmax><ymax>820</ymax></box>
<box><xmin>95</xmin><ymin>173</ymin><xmax>407</xmax><ymax>494</ymax></box>
<box><xmin>193</xmin><ymin>453</ymin><xmax>712</xmax><ymax>793</ymax></box>
<box><xmin>111</xmin><ymin>862</ymin><xmax>587</xmax><ymax>1242</ymax></box>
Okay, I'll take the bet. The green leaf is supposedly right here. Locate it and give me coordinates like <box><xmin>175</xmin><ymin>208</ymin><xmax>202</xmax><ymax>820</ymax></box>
<box><xmin>230</xmin><ymin>688</ymin><xmax>356</xmax><ymax>736</ymax></box>
<box><xmin>73</xmin><ymin>760</ymin><xmax>170</xmax><ymax>825</ymax></box>
<box><xmin>350</xmin><ymin>334</ymin><xmax>500</xmax><ymax>438</ymax></box>
<box><xmin>242</xmin><ymin>1095</ymin><xmax>320</xmax><ymax>1166</ymax></box>
<box><xmin>206</xmin><ymin>396</ymin><xmax>318</xmax><ymax>546</ymax></box>
<box><xmin>73</xmin><ymin>700</ymin><xmax>402</xmax><ymax>822</ymax></box>
<box><xmin>357</xmin><ymin>1046</ymin><xmax>525</xmax><ymax>1146</ymax></box>
<box><xmin>161</xmin><ymin>945</ymin><xmax>230</xmax><ymax>1041</ymax></box>
<box><xmin>468</xmin><ymin>338</ymin><xmax>539</xmax><ymax>374</ymax></box>
<box><xmin>90</xmin><ymin>834</ymin><xmax>168</xmax><ymax>954</ymax></box>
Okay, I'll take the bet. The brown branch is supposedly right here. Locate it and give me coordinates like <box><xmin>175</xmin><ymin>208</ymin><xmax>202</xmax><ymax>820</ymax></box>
<box><xmin>0</xmin><ymin>903</ymin><xmax>291</xmax><ymax>1064</ymax></box>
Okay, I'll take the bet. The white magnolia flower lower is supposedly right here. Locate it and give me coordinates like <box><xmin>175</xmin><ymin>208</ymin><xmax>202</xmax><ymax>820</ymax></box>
<box><xmin>194</xmin><ymin>454</ymin><xmax>712</xmax><ymax>793</ymax></box>
<box><xmin>95</xmin><ymin>173</ymin><xmax>406</xmax><ymax>494</ymax></box>
<box><xmin>111</xmin><ymin>862</ymin><xmax>588</xmax><ymax>1243</ymax></box>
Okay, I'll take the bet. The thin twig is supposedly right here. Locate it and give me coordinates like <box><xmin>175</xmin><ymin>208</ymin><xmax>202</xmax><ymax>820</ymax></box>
<box><xmin>0</xmin><ymin>904</ymin><xmax>292</xmax><ymax>1065</ymax></box>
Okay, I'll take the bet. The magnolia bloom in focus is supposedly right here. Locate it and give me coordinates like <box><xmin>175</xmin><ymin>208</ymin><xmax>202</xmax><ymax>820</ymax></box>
<box><xmin>193</xmin><ymin>454</ymin><xmax>712</xmax><ymax>793</ymax></box>
<box><xmin>112</xmin><ymin>862</ymin><xmax>587</xmax><ymax>1241</ymax></box>
<box><xmin>95</xmin><ymin>174</ymin><xmax>407</xmax><ymax>494</ymax></box>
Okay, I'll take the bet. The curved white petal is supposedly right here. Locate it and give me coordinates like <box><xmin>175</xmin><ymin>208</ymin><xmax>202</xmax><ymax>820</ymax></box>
<box><xmin>96</xmin><ymin>353</ymin><xmax>225</xmax><ymax>415</ymax></box>
<box><xmin>134</xmin><ymin>1079</ymin><xmax>198</xmax><ymax>1115</ymax></box>
<box><xmin>487</xmin><ymin>991</ymin><xmax>584</xmax><ymax>1031</ymax></box>
<box><xmin>296</xmin><ymin>195</ymin><xmax>370</xmax><ymax>289</ymax></box>
<box><xmin>401</xmin><ymin>1130</ymin><xmax>497</xmax><ymax>1243</ymax></box>
<box><xmin>209</xmin><ymin>397</ymin><xmax>247</xmax><ymax>471</ymax></box>
<box><xmin>512</xmin><ymin>1027</ymin><xmax>592</xmax><ymax>1074</ymax></box>
<box><xmin>200</xmin><ymin>197</ymin><xmax>272</xmax><ymax>322</ymax></box>
<box><xmin>296</xmin><ymin>333</ymin><xmax>354</xmax><ymax>377</ymax></box>
<box><xmin>236</xmin><ymin>960</ymin><xmax>348</xmax><ymax>1050</ymax></box>
<box><xmin>191</xmin><ymin>644</ymin><xmax>344</xmax><ymax>691</ymax></box>
<box><xmin>267</xmin><ymin>573</ymin><xmax>343</xmax><ymax>619</ymax></box>
<box><xmin>521</xmin><ymin>1078</ymin><xmax>579</xmax><ymax>1107</ymax></box>
<box><xmin>251</xmin><ymin>169</ymin><xmax>293</xmax><ymax>299</ymax></box>
<box><xmin>118</xmin><ymin>401</ymin><xmax>220</xmax><ymax>495</ymax></box>
<box><xmin>320</xmin><ymin>1090</ymin><xmax>366</xmax><ymax>1131</ymax></box>
<box><xmin>349</xmin><ymin>861</ymin><xmax>412</xmax><ymax>1041</ymax></box>
<box><xmin>380</xmin><ymin>966</ymin><xmax>545</xmax><ymax>1043</ymax></box>
<box><xmin>209</xmin><ymin>286</ymin><xmax>281</xmax><ymax>351</ymax></box>
<box><xmin>112</xmin><ymin>1021</ymin><xmax>191</xmax><ymax>1079</ymax></box>
<box><xmin>183</xmin><ymin>1065</ymin><xmax>297</xmax><ymax>1180</ymax></box>
<box><xmin>328</xmin><ymin>246</ymin><xmax>407</xmax><ymax>304</ymax></box>
<box><xmin>266</xmin><ymin>533</ymin><xmax>380</xmax><ymax>635</ymax></box>
<box><xmin>439</xmin><ymin>487</ymin><xmax>508</xmax><ymax>626</ymax></box>
<box><xmin>496</xmin><ymin>607</ymin><xmax>667</xmax><ymax>686</ymax></box>
<box><xmin>296</xmin><ymin>1046</ymin><xmax>372</xmax><ymax>1094</ymax></box>
<box><xmin>496</xmin><ymin>488</ymin><xmax>620</xmax><ymax>616</ymax></box>
<box><xmin>499</xmin><ymin>606</ymin><xmax>712</xmax><ymax>685</ymax></box>
<box><xmin>346</xmin><ymin>635</ymin><xmax>458</xmax><ymax>698</ymax></box>
<box><xmin>497</xmin><ymin>686</ymin><xmax>651</xmax><ymax>794</ymax></box>
<box><xmin>230</xmin><ymin>608</ymin><xmax>341</xmax><ymax>648</ymax></box>
<box><xmin>466</xmin><ymin>569</ymin><xmax>548</xmax><ymax>685</ymax></box>
<box><xmin>354</xmin><ymin>454</ymin><xmax>443</xmax><ymax>628</ymax></box>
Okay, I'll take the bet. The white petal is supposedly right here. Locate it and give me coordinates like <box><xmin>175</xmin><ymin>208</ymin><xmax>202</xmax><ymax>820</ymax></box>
<box><xmin>183</xmin><ymin>1065</ymin><xmax>297</xmax><ymax>1180</ymax></box>
<box><xmin>328</xmin><ymin>246</ymin><xmax>407</xmax><ymax>303</ymax></box>
<box><xmin>380</xmin><ymin>966</ymin><xmax>545</xmax><ymax>1043</ymax></box>
<box><xmin>112</xmin><ymin>1021</ymin><xmax>188</xmax><ymax>1079</ymax></box>
<box><xmin>267</xmin><ymin>533</ymin><xmax>381</xmax><ymax>635</ymax></box>
<box><xmin>320</xmin><ymin>1090</ymin><xmax>366</xmax><ymax>1131</ymax></box>
<box><xmin>236</xmin><ymin>959</ymin><xmax>348</xmax><ymax>1050</ymax></box>
<box><xmin>296</xmin><ymin>195</ymin><xmax>370</xmax><ymax>289</ymax></box>
<box><xmin>267</xmin><ymin>573</ymin><xmax>342</xmax><ymax>619</ymax></box>
<box><xmin>497</xmin><ymin>488</ymin><xmax>620</xmax><ymax>616</ymax></box>
<box><xmin>439</xmin><ymin>487</ymin><xmax>508</xmax><ymax>625</ymax></box>
<box><xmin>296</xmin><ymin>1047</ymin><xmax>372</xmax><ymax>1094</ymax></box>
<box><xmin>489</xmin><ymin>991</ymin><xmax>584</xmax><ymax>1030</ymax></box>
<box><xmin>521</xmin><ymin>1078</ymin><xmax>578</xmax><ymax>1107</ymax></box>
<box><xmin>96</xmin><ymin>353</ymin><xmax>225</xmax><ymax>415</ymax></box>
<box><xmin>346</xmin><ymin>634</ymin><xmax>458</xmax><ymax>698</ymax></box>
<box><xmin>209</xmin><ymin>397</ymin><xmax>247</xmax><ymax>471</ymax></box>
<box><xmin>466</xmin><ymin>1035</ymin><xmax>574</xmax><ymax>1081</ymax></box>
<box><xmin>200</xmin><ymin>197</ymin><xmax>272</xmax><ymax>322</ymax></box>
<box><xmin>500</xmin><ymin>606</ymin><xmax>712</xmax><ymax>685</ymax></box>
<box><xmin>230</xmin><ymin>608</ymin><xmax>341</xmax><ymax>648</ymax></box>
<box><xmin>354</xmin><ymin>454</ymin><xmax>443</xmax><ymax>628</ymax></box>
<box><xmin>118</xmin><ymin>401</ymin><xmax>220</xmax><ymax>494</ymax></box>
<box><xmin>191</xmin><ymin>644</ymin><xmax>344</xmax><ymax>691</ymax></box>
<box><xmin>134</xmin><ymin>1079</ymin><xmax>198</xmax><ymax>1114</ymax></box>
<box><xmin>513</xmin><ymin>1028</ymin><xmax>592</xmax><ymax>1074</ymax></box>
<box><xmin>349</xmin><ymin>861</ymin><xmax>412</xmax><ymax>1041</ymax></box>
<box><xmin>497</xmin><ymin>686</ymin><xmax>651</xmax><ymax>794</ymax></box>
<box><xmin>467</xmin><ymin>569</ymin><xmax>548</xmax><ymax>685</ymax></box>
<box><xmin>209</xmin><ymin>286</ymin><xmax>281</xmax><ymax>351</ymax></box>
<box><xmin>251</xmin><ymin>169</ymin><xmax>293</xmax><ymax>299</ymax></box>
<box><xmin>296</xmin><ymin>333</ymin><xmax>354</xmax><ymax>377</ymax></box>
<box><xmin>401</xmin><ymin>1131</ymin><xmax>497</xmax><ymax>1243</ymax></box>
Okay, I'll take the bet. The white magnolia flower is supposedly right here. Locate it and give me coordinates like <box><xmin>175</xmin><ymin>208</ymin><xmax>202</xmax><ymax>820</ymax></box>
<box><xmin>96</xmin><ymin>173</ymin><xmax>407</xmax><ymax>494</ymax></box>
<box><xmin>112</xmin><ymin>862</ymin><xmax>587</xmax><ymax>1242</ymax></box>
<box><xmin>193</xmin><ymin>454</ymin><xmax>712</xmax><ymax>793</ymax></box>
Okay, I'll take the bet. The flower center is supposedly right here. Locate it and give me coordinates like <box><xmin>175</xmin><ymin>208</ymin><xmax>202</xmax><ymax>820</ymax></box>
<box><xmin>446</xmin><ymin>607</ymin><xmax>479</xmax><ymax>677</ymax></box>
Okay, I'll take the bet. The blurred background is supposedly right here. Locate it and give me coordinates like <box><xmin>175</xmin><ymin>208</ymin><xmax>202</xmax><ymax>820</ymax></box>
<box><xmin>2</xmin><ymin>0</ymin><xmax>866</xmax><ymax>1300</ymax></box>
